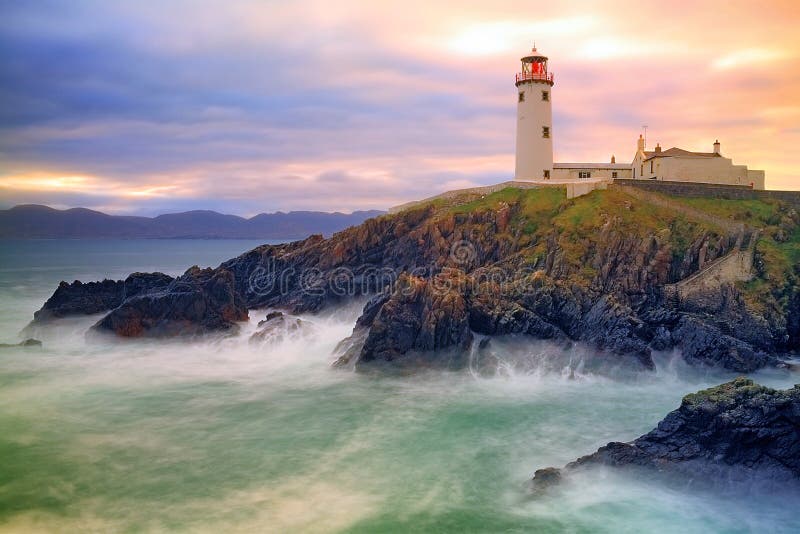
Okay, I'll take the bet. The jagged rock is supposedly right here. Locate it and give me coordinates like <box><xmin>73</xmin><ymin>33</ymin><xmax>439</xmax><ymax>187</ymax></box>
<box><xmin>355</xmin><ymin>272</ymin><xmax>473</xmax><ymax>370</ymax></box>
<box><xmin>673</xmin><ymin>316</ymin><xmax>775</xmax><ymax>372</ymax></box>
<box><xmin>249</xmin><ymin>311</ymin><xmax>314</xmax><ymax>345</ymax></box>
<box><xmin>532</xmin><ymin>378</ymin><xmax>800</xmax><ymax>491</ymax></box>
<box><xmin>0</xmin><ymin>338</ymin><xmax>42</xmax><ymax>348</ymax></box>
<box><xmin>92</xmin><ymin>267</ymin><xmax>247</xmax><ymax>337</ymax></box>
<box><xmin>30</xmin><ymin>187</ymin><xmax>800</xmax><ymax>371</ymax></box>
<box><xmin>32</xmin><ymin>272</ymin><xmax>173</xmax><ymax>322</ymax></box>
<box><xmin>530</xmin><ymin>467</ymin><xmax>562</xmax><ymax>493</ymax></box>
<box><xmin>332</xmin><ymin>292</ymin><xmax>391</xmax><ymax>368</ymax></box>
<box><xmin>122</xmin><ymin>272</ymin><xmax>174</xmax><ymax>300</ymax></box>
<box><xmin>577</xmin><ymin>296</ymin><xmax>654</xmax><ymax>370</ymax></box>
<box><xmin>468</xmin><ymin>281</ymin><xmax>566</xmax><ymax>340</ymax></box>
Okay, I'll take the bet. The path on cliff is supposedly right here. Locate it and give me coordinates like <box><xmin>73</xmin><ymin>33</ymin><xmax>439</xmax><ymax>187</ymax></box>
<box><xmin>612</xmin><ymin>184</ymin><xmax>757</xmax><ymax>308</ymax></box>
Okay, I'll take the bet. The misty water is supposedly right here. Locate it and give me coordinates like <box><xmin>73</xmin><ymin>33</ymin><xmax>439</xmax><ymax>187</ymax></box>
<box><xmin>0</xmin><ymin>239</ymin><xmax>798</xmax><ymax>533</ymax></box>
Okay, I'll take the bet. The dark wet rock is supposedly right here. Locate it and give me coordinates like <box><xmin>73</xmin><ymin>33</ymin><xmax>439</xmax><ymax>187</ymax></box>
<box><xmin>122</xmin><ymin>272</ymin><xmax>174</xmax><ymax>300</ymax></box>
<box><xmin>0</xmin><ymin>338</ymin><xmax>42</xmax><ymax>348</ymax></box>
<box><xmin>468</xmin><ymin>286</ymin><xmax>566</xmax><ymax>340</ymax></box>
<box><xmin>92</xmin><ymin>267</ymin><xmax>247</xmax><ymax>337</ymax></box>
<box><xmin>32</xmin><ymin>272</ymin><xmax>173</xmax><ymax>322</ymax></box>
<box><xmin>331</xmin><ymin>327</ymin><xmax>370</xmax><ymax>369</ymax></box>
<box><xmin>577</xmin><ymin>296</ymin><xmax>654</xmax><ymax>371</ymax></box>
<box><xmin>259</xmin><ymin>310</ymin><xmax>284</xmax><ymax>326</ymax></box>
<box><xmin>30</xmin><ymin>188</ymin><xmax>799</xmax><ymax>371</ymax></box>
<box><xmin>249</xmin><ymin>311</ymin><xmax>314</xmax><ymax>345</ymax></box>
<box><xmin>34</xmin><ymin>279</ymin><xmax>124</xmax><ymax>322</ymax></box>
<box><xmin>332</xmin><ymin>292</ymin><xmax>391</xmax><ymax>368</ymax></box>
<box><xmin>533</xmin><ymin>378</ymin><xmax>800</xmax><ymax>490</ymax></box>
<box><xmin>530</xmin><ymin>467</ymin><xmax>563</xmax><ymax>493</ymax></box>
<box><xmin>355</xmin><ymin>272</ymin><xmax>473</xmax><ymax>371</ymax></box>
<box><xmin>673</xmin><ymin>316</ymin><xmax>775</xmax><ymax>373</ymax></box>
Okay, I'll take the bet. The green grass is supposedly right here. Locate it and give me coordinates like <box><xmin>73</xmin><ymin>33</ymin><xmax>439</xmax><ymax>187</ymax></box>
<box><xmin>779</xmin><ymin>225</ymin><xmax>800</xmax><ymax>266</ymax></box>
<box><xmin>448</xmin><ymin>186</ymin><xmax>565</xmax><ymax>216</ymax></box>
<box><xmin>670</xmin><ymin>196</ymin><xmax>784</xmax><ymax>228</ymax></box>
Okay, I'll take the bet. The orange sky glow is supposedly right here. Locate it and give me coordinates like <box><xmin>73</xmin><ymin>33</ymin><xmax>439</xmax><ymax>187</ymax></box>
<box><xmin>0</xmin><ymin>0</ymin><xmax>798</xmax><ymax>215</ymax></box>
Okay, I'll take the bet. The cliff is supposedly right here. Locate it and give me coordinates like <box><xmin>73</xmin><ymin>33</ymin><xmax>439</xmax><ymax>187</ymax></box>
<box><xmin>29</xmin><ymin>186</ymin><xmax>800</xmax><ymax>372</ymax></box>
<box><xmin>532</xmin><ymin>377</ymin><xmax>800</xmax><ymax>490</ymax></box>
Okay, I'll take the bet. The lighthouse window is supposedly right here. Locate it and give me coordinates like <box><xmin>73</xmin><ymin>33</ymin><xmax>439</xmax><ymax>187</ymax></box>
<box><xmin>518</xmin><ymin>92</ymin><xmax>525</xmax><ymax>102</ymax></box>
<box><xmin>542</xmin><ymin>91</ymin><xmax>549</xmax><ymax>101</ymax></box>
<box><xmin>543</xmin><ymin>170</ymin><xmax>550</xmax><ymax>179</ymax></box>
<box><xmin>542</xmin><ymin>126</ymin><xmax>550</xmax><ymax>138</ymax></box>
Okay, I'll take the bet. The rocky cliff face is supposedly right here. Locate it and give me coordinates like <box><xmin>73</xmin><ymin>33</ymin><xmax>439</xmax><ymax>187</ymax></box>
<box><xmin>532</xmin><ymin>378</ymin><xmax>800</xmax><ymax>490</ymax></box>
<box><xmin>33</xmin><ymin>272</ymin><xmax>173</xmax><ymax>321</ymax></box>
<box><xmin>91</xmin><ymin>267</ymin><xmax>248</xmax><ymax>337</ymax></box>
<box><xmin>29</xmin><ymin>187</ymin><xmax>799</xmax><ymax>372</ymax></box>
<box><xmin>219</xmin><ymin>187</ymin><xmax>793</xmax><ymax>372</ymax></box>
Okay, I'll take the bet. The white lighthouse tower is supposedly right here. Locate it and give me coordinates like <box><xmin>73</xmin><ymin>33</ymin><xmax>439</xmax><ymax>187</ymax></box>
<box><xmin>514</xmin><ymin>46</ymin><xmax>554</xmax><ymax>181</ymax></box>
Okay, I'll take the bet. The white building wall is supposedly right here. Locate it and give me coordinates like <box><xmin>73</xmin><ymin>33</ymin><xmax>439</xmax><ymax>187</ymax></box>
<box><xmin>552</xmin><ymin>167</ymin><xmax>632</xmax><ymax>180</ymax></box>
<box><xmin>515</xmin><ymin>83</ymin><xmax>553</xmax><ymax>180</ymax></box>
<box><xmin>635</xmin><ymin>156</ymin><xmax>764</xmax><ymax>189</ymax></box>
<box><xmin>747</xmin><ymin>170</ymin><xmax>766</xmax><ymax>189</ymax></box>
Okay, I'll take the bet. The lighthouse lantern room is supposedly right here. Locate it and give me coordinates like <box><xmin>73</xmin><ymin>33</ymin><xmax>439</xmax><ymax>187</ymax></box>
<box><xmin>514</xmin><ymin>46</ymin><xmax>554</xmax><ymax>181</ymax></box>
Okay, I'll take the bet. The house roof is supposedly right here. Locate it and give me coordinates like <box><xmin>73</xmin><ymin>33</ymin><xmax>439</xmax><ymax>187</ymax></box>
<box><xmin>643</xmin><ymin>147</ymin><xmax>721</xmax><ymax>161</ymax></box>
<box><xmin>554</xmin><ymin>163</ymin><xmax>630</xmax><ymax>170</ymax></box>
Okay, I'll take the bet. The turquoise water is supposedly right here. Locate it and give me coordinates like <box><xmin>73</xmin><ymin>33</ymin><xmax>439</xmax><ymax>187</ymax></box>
<box><xmin>0</xmin><ymin>239</ymin><xmax>798</xmax><ymax>533</ymax></box>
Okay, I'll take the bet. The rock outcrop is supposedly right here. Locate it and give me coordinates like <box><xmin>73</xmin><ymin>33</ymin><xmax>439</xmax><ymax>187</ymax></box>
<box><xmin>353</xmin><ymin>272</ymin><xmax>473</xmax><ymax>371</ymax></box>
<box><xmin>249</xmin><ymin>311</ymin><xmax>314</xmax><ymax>345</ymax></box>
<box><xmin>32</xmin><ymin>272</ymin><xmax>173</xmax><ymax>322</ymax></box>
<box><xmin>30</xmin><ymin>187</ymin><xmax>800</xmax><ymax>367</ymax></box>
<box><xmin>92</xmin><ymin>267</ymin><xmax>247</xmax><ymax>337</ymax></box>
<box><xmin>0</xmin><ymin>338</ymin><xmax>42</xmax><ymax>348</ymax></box>
<box><xmin>532</xmin><ymin>378</ymin><xmax>800</xmax><ymax>490</ymax></box>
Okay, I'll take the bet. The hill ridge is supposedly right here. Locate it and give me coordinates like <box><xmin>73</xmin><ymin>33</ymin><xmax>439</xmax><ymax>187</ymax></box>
<box><xmin>0</xmin><ymin>204</ymin><xmax>385</xmax><ymax>239</ymax></box>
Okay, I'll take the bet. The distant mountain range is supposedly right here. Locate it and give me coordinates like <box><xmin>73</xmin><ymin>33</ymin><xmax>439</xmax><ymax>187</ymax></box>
<box><xmin>0</xmin><ymin>205</ymin><xmax>385</xmax><ymax>239</ymax></box>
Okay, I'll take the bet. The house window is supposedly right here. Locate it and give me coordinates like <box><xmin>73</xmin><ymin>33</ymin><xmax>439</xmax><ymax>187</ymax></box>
<box><xmin>542</xmin><ymin>91</ymin><xmax>549</xmax><ymax>101</ymax></box>
<box><xmin>650</xmin><ymin>160</ymin><xmax>654</xmax><ymax>173</ymax></box>
<box><xmin>518</xmin><ymin>92</ymin><xmax>525</xmax><ymax>102</ymax></box>
<box><xmin>640</xmin><ymin>165</ymin><xmax>644</xmax><ymax>176</ymax></box>
<box><xmin>578</xmin><ymin>171</ymin><xmax>591</xmax><ymax>179</ymax></box>
<box><xmin>612</xmin><ymin>171</ymin><xmax>618</xmax><ymax>179</ymax></box>
<box><xmin>543</xmin><ymin>170</ymin><xmax>550</xmax><ymax>179</ymax></box>
<box><xmin>542</xmin><ymin>126</ymin><xmax>550</xmax><ymax>138</ymax></box>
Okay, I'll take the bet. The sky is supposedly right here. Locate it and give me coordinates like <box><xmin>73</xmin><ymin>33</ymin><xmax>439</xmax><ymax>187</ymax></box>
<box><xmin>0</xmin><ymin>0</ymin><xmax>799</xmax><ymax>216</ymax></box>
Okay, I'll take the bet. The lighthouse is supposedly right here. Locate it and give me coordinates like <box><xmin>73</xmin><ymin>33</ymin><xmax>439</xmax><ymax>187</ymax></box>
<box><xmin>514</xmin><ymin>46</ymin><xmax>554</xmax><ymax>181</ymax></box>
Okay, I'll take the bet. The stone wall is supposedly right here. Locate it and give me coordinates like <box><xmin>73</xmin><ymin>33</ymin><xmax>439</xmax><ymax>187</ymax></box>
<box><xmin>614</xmin><ymin>179</ymin><xmax>800</xmax><ymax>207</ymax></box>
<box><xmin>663</xmin><ymin>248</ymin><xmax>755</xmax><ymax>312</ymax></box>
<box><xmin>611</xmin><ymin>180</ymin><xmax>773</xmax><ymax>311</ymax></box>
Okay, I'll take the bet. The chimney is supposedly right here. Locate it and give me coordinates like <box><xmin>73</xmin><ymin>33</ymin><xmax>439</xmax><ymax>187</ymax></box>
<box><xmin>637</xmin><ymin>134</ymin><xmax>645</xmax><ymax>152</ymax></box>
<box><xmin>655</xmin><ymin>143</ymin><xmax>662</xmax><ymax>153</ymax></box>
<box><xmin>713</xmin><ymin>139</ymin><xmax>721</xmax><ymax>155</ymax></box>
<box><xmin>611</xmin><ymin>155</ymin><xmax>616</xmax><ymax>164</ymax></box>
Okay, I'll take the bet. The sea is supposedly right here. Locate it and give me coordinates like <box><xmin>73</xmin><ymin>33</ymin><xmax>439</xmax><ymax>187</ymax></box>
<box><xmin>0</xmin><ymin>238</ymin><xmax>797</xmax><ymax>533</ymax></box>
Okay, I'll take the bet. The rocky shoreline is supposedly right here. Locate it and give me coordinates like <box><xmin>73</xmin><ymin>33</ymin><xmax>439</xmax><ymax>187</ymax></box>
<box><xmin>20</xmin><ymin>186</ymin><xmax>800</xmax><ymax>488</ymax></box>
<box><xmin>532</xmin><ymin>378</ymin><xmax>800</xmax><ymax>491</ymax></box>
<box><xmin>26</xmin><ymin>187</ymin><xmax>798</xmax><ymax>375</ymax></box>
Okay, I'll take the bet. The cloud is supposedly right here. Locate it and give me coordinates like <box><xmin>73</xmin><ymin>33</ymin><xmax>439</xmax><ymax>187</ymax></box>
<box><xmin>712</xmin><ymin>48</ymin><xmax>791</xmax><ymax>71</ymax></box>
<box><xmin>1</xmin><ymin>0</ymin><xmax>799</xmax><ymax>216</ymax></box>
